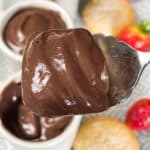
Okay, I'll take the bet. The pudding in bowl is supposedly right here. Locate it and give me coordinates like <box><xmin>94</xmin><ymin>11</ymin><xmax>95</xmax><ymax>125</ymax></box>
<box><xmin>0</xmin><ymin>81</ymin><xmax>72</xmax><ymax>141</ymax></box>
<box><xmin>3</xmin><ymin>8</ymin><xmax>67</xmax><ymax>54</ymax></box>
<box><xmin>0</xmin><ymin>0</ymin><xmax>73</xmax><ymax>62</ymax></box>
<box><xmin>0</xmin><ymin>73</ymin><xmax>81</xmax><ymax>150</ymax></box>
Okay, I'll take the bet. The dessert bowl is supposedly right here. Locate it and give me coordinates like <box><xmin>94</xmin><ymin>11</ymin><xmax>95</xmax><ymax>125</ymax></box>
<box><xmin>0</xmin><ymin>0</ymin><xmax>73</xmax><ymax>62</ymax></box>
<box><xmin>0</xmin><ymin>72</ymin><xmax>81</xmax><ymax>150</ymax></box>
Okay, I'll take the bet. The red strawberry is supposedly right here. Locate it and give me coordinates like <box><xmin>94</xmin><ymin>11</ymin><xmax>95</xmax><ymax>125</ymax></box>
<box><xmin>126</xmin><ymin>98</ymin><xmax>150</xmax><ymax>131</ymax></box>
<box><xmin>118</xmin><ymin>25</ymin><xmax>150</xmax><ymax>52</ymax></box>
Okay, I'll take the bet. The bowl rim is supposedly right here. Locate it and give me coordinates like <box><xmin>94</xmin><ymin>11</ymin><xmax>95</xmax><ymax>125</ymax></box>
<box><xmin>0</xmin><ymin>72</ymin><xmax>81</xmax><ymax>148</ymax></box>
<box><xmin>0</xmin><ymin>0</ymin><xmax>74</xmax><ymax>62</ymax></box>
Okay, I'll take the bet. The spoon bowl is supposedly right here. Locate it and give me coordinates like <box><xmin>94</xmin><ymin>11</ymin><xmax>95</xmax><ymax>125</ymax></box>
<box><xmin>94</xmin><ymin>34</ymin><xmax>150</xmax><ymax>105</ymax></box>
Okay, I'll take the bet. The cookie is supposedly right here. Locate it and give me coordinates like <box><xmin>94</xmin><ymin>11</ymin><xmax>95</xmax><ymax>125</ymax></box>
<box><xmin>82</xmin><ymin>0</ymin><xmax>135</xmax><ymax>36</ymax></box>
<box><xmin>73</xmin><ymin>117</ymin><xmax>140</xmax><ymax>150</ymax></box>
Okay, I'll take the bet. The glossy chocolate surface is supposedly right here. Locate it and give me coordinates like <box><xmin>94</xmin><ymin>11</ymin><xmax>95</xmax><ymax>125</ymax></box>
<box><xmin>22</xmin><ymin>29</ymin><xmax>109</xmax><ymax>117</ymax></box>
<box><xmin>22</xmin><ymin>28</ymin><xmax>141</xmax><ymax>117</ymax></box>
<box><xmin>0</xmin><ymin>82</ymin><xmax>72</xmax><ymax>141</ymax></box>
<box><xmin>3</xmin><ymin>8</ymin><xmax>66</xmax><ymax>54</ymax></box>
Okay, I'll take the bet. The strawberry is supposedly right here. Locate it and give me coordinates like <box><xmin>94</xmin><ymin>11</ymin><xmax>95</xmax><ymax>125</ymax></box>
<box><xmin>118</xmin><ymin>23</ymin><xmax>150</xmax><ymax>52</ymax></box>
<box><xmin>126</xmin><ymin>98</ymin><xmax>150</xmax><ymax>131</ymax></box>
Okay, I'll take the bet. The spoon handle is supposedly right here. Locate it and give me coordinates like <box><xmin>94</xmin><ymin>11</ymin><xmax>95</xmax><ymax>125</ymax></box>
<box><xmin>137</xmin><ymin>51</ymin><xmax>150</xmax><ymax>67</ymax></box>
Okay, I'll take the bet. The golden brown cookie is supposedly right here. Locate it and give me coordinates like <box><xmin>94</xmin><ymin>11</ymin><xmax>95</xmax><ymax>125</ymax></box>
<box><xmin>73</xmin><ymin>117</ymin><xmax>140</xmax><ymax>150</ymax></box>
<box><xmin>82</xmin><ymin>0</ymin><xmax>135</xmax><ymax>36</ymax></box>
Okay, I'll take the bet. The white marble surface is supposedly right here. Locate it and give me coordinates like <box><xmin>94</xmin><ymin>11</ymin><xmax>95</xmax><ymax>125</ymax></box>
<box><xmin>0</xmin><ymin>52</ymin><xmax>20</xmax><ymax>86</ymax></box>
<box><xmin>129</xmin><ymin>0</ymin><xmax>150</xmax><ymax>22</ymax></box>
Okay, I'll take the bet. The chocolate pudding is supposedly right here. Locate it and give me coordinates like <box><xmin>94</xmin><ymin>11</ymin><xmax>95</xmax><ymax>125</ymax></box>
<box><xmin>22</xmin><ymin>28</ymin><xmax>141</xmax><ymax>117</ymax></box>
<box><xmin>0</xmin><ymin>82</ymin><xmax>72</xmax><ymax>141</ymax></box>
<box><xmin>22</xmin><ymin>28</ymin><xmax>110</xmax><ymax>117</ymax></box>
<box><xmin>3</xmin><ymin>8</ymin><xmax>67</xmax><ymax>54</ymax></box>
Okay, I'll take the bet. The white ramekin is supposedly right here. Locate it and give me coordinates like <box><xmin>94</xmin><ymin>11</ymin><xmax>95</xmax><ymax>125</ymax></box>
<box><xmin>0</xmin><ymin>72</ymin><xmax>81</xmax><ymax>150</ymax></box>
<box><xmin>0</xmin><ymin>0</ymin><xmax>73</xmax><ymax>62</ymax></box>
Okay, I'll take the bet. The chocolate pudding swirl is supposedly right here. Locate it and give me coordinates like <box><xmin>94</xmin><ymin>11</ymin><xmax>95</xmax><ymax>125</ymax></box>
<box><xmin>3</xmin><ymin>8</ymin><xmax>66</xmax><ymax>54</ymax></box>
<box><xmin>22</xmin><ymin>29</ymin><xmax>110</xmax><ymax>117</ymax></box>
<box><xmin>0</xmin><ymin>82</ymin><xmax>72</xmax><ymax>141</ymax></box>
<box><xmin>22</xmin><ymin>28</ymin><xmax>140</xmax><ymax>117</ymax></box>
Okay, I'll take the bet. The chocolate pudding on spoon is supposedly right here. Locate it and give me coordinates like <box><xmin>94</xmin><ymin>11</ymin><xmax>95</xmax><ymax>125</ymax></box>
<box><xmin>22</xmin><ymin>28</ymin><xmax>141</xmax><ymax>117</ymax></box>
<box><xmin>0</xmin><ymin>81</ymin><xmax>72</xmax><ymax>141</ymax></box>
<box><xmin>3</xmin><ymin>8</ymin><xmax>66</xmax><ymax>54</ymax></box>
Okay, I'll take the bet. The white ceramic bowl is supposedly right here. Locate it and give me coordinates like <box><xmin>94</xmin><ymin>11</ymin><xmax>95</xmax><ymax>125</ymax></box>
<box><xmin>0</xmin><ymin>0</ymin><xmax>73</xmax><ymax>62</ymax></box>
<box><xmin>0</xmin><ymin>72</ymin><xmax>81</xmax><ymax>150</ymax></box>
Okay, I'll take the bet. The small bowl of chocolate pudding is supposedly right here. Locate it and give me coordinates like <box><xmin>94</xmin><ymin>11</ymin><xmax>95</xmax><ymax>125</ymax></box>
<box><xmin>0</xmin><ymin>0</ymin><xmax>73</xmax><ymax>62</ymax></box>
<box><xmin>0</xmin><ymin>72</ymin><xmax>81</xmax><ymax>150</ymax></box>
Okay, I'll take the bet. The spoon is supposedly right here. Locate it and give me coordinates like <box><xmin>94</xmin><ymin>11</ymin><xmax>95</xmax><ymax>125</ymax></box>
<box><xmin>94</xmin><ymin>34</ymin><xmax>150</xmax><ymax>106</ymax></box>
<box><xmin>21</xmin><ymin>29</ymin><xmax>150</xmax><ymax>117</ymax></box>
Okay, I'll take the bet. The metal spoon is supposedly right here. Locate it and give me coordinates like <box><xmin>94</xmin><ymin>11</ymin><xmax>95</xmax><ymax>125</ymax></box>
<box><xmin>94</xmin><ymin>34</ymin><xmax>150</xmax><ymax>106</ymax></box>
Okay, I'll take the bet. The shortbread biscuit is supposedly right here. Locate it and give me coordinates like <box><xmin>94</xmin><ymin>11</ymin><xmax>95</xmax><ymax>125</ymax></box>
<box><xmin>73</xmin><ymin>117</ymin><xmax>140</xmax><ymax>150</ymax></box>
<box><xmin>82</xmin><ymin>0</ymin><xmax>135</xmax><ymax>36</ymax></box>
